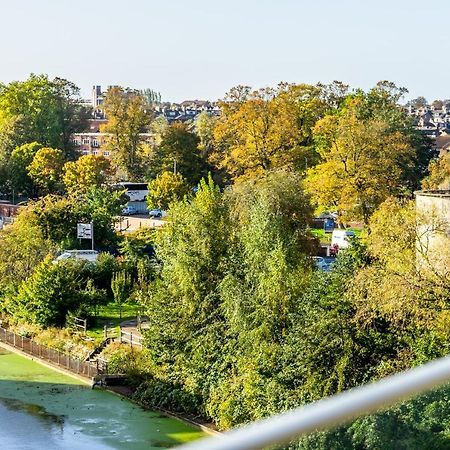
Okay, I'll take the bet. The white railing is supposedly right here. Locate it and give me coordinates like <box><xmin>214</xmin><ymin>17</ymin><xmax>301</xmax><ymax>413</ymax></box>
<box><xmin>176</xmin><ymin>356</ymin><xmax>450</xmax><ymax>450</ymax></box>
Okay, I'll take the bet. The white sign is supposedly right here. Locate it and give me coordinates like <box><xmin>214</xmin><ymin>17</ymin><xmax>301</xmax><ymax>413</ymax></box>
<box><xmin>77</xmin><ymin>223</ymin><xmax>93</xmax><ymax>239</ymax></box>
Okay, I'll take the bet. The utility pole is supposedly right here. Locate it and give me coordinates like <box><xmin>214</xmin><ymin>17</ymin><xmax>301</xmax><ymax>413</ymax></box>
<box><xmin>91</xmin><ymin>221</ymin><xmax>94</xmax><ymax>251</ymax></box>
<box><xmin>173</xmin><ymin>160</ymin><xmax>177</xmax><ymax>175</ymax></box>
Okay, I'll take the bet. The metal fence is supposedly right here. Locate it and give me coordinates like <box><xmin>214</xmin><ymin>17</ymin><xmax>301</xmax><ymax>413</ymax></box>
<box><xmin>176</xmin><ymin>355</ymin><xmax>450</xmax><ymax>450</ymax></box>
<box><xmin>0</xmin><ymin>326</ymin><xmax>106</xmax><ymax>378</ymax></box>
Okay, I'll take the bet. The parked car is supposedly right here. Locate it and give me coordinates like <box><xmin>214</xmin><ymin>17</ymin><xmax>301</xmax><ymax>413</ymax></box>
<box><xmin>148</xmin><ymin>208</ymin><xmax>163</xmax><ymax>218</ymax></box>
<box><xmin>311</xmin><ymin>256</ymin><xmax>328</xmax><ymax>271</ymax></box>
<box><xmin>122</xmin><ymin>205</ymin><xmax>138</xmax><ymax>215</ymax></box>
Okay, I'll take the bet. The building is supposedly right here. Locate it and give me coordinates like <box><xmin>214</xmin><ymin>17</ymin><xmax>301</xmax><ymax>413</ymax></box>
<box><xmin>112</xmin><ymin>182</ymin><xmax>149</xmax><ymax>214</ymax></box>
<box><xmin>73</xmin><ymin>85</ymin><xmax>219</xmax><ymax>157</ymax></box>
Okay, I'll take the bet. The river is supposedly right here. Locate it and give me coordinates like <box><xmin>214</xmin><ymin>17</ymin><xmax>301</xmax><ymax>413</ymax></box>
<box><xmin>0</xmin><ymin>347</ymin><xmax>205</xmax><ymax>449</ymax></box>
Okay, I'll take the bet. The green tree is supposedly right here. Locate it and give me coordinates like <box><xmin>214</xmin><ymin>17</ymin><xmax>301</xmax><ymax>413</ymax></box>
<box><xmin>20</xmin><ymin>187</ymin><xmax>123</xmax><ymax>248</ymax></box>
<box><xmin>0</xmin><ymin>74</ymin><xmax>88</xmax><ymax>154</ymax></box>
<box><xmin>101</xmin><ymin>87</ymin><xmax>152</xmax><ymax>180</ymax></box>
<box><xmin>142</xmin><ymin>176</ymin><xmax>231</xmax><ymax>414</ymax></box>
<box><xmin>0</xmin><ymin>216</ymin><xmax>54</xmax><ymax>293</ymax></box>
<box><xmin>147</xmin><ymin>171</ymin><xmax>190</xmax><ymax>210</ymax></box>
<box><xmin>7</xmin><ymin>258</ymin><xmax>88</xmax><ymax>327</ymax></box>
<box><xmin>9</xmin><ymin>142</ymin><xmax>42</xmax><ymax>197</ymax></box>
<box><xmin>195</xmin><ymin>111</ymin><xmax>218</xmax><ymax>156</ymax></box>
<box><xmin>111</xmin><ymin>270</ymin><xmax>132</xmax><ymax>319</ymax></box>
<box><xmin>153</xmin><ymin>122</ymin><xmax>204</xmax><ymax>184</ymax></box>
<box><xmin>27</xmin><ymin>147</ymin><xmax>64</xmax><ymax>194</ymax></box>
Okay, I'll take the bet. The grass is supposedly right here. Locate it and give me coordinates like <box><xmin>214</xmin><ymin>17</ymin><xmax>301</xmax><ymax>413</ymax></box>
<box><xmin>87</xmin><ymin>301</ymin><xmax>141</xmax><ymax>340</ymax></box>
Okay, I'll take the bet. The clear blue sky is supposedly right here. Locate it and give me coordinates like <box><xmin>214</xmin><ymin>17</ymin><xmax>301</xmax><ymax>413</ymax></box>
<box><xmin>1</xmin><ymin>0</ymin><xmax>448</xmax><ymax>102</ymax></box>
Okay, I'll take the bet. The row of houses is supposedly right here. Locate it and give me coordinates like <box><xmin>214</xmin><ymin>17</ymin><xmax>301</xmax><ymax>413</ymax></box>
<box><xmin>73</xmin><ymin>85</ymin><xmax>218</xmax><ymax>156</ymax></box>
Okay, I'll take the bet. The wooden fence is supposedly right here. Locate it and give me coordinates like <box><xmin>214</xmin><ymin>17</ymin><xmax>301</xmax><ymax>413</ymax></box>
<box><xmin>0</xmin><ymin>326</ymin><xmax>107</xmax><ymax>378</ymax></box>
<box><xmin>119</xmin><ymin>329</ymin><xmax>143</xmax><ymax>347</ymax></box>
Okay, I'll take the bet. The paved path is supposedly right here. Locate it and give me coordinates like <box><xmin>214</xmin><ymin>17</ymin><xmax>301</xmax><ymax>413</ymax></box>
<box><xmin>119</xmin><ymin>317</ymin><xmax>149</xmax><ymax>338</ymax></box>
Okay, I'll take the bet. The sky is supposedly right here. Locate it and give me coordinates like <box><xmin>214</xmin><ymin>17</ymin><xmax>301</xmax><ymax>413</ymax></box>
<box><xmin>1</xmin><ymin>0</ymin><xmax>449</xmax><ymax>103</ymax></box>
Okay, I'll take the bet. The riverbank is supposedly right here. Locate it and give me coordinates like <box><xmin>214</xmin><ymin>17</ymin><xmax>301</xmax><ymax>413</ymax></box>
<box><xmin>0</xmin><ymin>338</ymin><xmax>219</xmax><ymax>438</ymax></box>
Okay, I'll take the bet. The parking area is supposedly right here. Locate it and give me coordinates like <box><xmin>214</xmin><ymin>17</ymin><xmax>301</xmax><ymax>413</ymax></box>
<box><xmin>116</xmin><ymin>215</ymin><xmax>165</xmax><ymax>233</ymax></box>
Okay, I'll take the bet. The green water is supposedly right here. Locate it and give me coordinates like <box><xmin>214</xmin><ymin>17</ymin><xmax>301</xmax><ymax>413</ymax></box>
<box><xmin>0</xmin><ymin>347</ymin><xmax>205</xmax><ymax>449</ymax></box>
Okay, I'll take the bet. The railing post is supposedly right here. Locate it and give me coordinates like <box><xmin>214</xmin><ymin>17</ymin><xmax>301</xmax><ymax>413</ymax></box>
<box><xmin>130</xmin><ymin>331</ymin><xmax>133</xmax><ymax>347</ymax></box>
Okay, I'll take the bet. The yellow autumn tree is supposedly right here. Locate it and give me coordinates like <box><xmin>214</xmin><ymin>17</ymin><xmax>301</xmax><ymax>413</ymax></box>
<box><xmin>422</xmin><ymin>153</ymin><xmax>450</xmax><ymax>190</ymax></box>
<box><xmin>63</xmin><ymin>154</ymin><xmax>113</xmax><ymax>195</ymax></box>
<box><xmin>305</xmin><ymin>100</ymin><xmax>415</xmax><ymax>223</ymax></box>
<box><xmin>212</xmin><ymin>84</ymin><xmax>326</xmax><ymax>182</ymax></box>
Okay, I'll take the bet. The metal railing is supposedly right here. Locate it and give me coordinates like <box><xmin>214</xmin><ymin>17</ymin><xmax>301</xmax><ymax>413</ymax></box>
<box><xmin>176</xmin><ymin>356</ymin><xmax>450</xmax><ymax>450</ymax></box>
<box><xmin>0</xmin><ymin>326</ymin><xmax>107</xmax><ymax>378</ymax></box>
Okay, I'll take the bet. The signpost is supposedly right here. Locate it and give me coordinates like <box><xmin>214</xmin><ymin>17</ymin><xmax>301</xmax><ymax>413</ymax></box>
<box><xmin>77</xmin><ymin>222</ymin><xmax>94</xmax><ymax>250</ymax></box>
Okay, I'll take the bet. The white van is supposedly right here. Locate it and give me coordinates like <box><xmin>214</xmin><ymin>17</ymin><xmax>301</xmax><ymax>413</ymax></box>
<box><xmin>331</xmin><ymin>230</ymin><xmax>356</xmax><ymax>250</ymax></box>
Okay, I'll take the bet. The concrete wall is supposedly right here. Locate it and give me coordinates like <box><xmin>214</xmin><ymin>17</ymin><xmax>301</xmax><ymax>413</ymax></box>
<box><xmin>415</xmin><ymin>190</ymin><xmax>450</xmax><ymax>273</ymax></box>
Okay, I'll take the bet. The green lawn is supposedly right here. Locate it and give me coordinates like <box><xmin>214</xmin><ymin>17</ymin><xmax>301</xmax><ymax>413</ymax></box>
<box><xmin>87</xmin><ymin>302</ymin><xmax>141</xmax><ymax>340</ymax></box>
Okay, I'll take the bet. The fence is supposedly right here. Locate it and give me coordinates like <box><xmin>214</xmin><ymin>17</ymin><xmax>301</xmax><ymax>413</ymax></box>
<box><xmin>175</xmin><ymin>355</ymin><xmax>450</xmax><ymax>450</ymax></box>
<box><xmin>73</xmin><ymin>317</ymin><xmax>87</xmax><ymax>335</ymax></box>
<box><xmin>0</xmin><ymin>326</ymin><xmax>107</xmax><ymax>379</ymax></box>
<box><xmin>119</xmin><ymin>329</ymin><xmax>143</xmax><ymax>347</ymax></box>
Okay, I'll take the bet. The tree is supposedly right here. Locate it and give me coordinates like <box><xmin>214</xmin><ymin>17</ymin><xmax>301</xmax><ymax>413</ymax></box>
<box><xmin>212</xmin><ymin>84</ymin><xmax>327</xmax><ymax>181</ymax></box>
<box><xmin>0</xmin><ymin>216</ymin><xmax>54</xmax><ymax>292</ymax></box>
<box><xmin>195</xmin><ymin>111</ymin><xmax>218</xmax><ymax>156</ymax></box>
<box><xmin>305</xmin><ymin>99</ymin><xmax>415</xmax><ymax>223</ymax></box>
<box><xmin>101</xmin><ymin>87</ymin><xmax>153</xmax><ymax>180</ymax></box>
<box><xmin>111</xmin><ymin>270</ymin><xmax>131</xmax><ymax>319</ymax></box>
<box><xmin>20</xmin><ymin>187</ymin><xmax>124</xmax><ymax>248</ymax></box>
<box><xmin>147</xmin><ymin>171</ymin><xmax>190</xmax><ymax>210</ymax></box>
<box><xmin>357</xmin><ymin>82</ymin><xmax>434</xmax><ymax>190</ymax></box>
<box><xmin>153</xmin><ymin>122</ymin><xmax>204</xmax><ymax>184</ymax></box>
<box><xmin>139</xmin><ymin>88</ymin><xmax>161</xmax><ymax>106</ymax></box>
<box><xmin>422</xmin><ymin>153</ymin><xmax>450</xmax><ymax>190</ymax></box>
<box><xmin>63</xmin><ymin>154</ymin><xmax>113</xmax><ymax>195</ymax></box>
<box><xmin>142</xmin><ymin>176</ymin><xmax>231</xmax><ymax>415</ymax></box>
<box><xmin>0</xmin><ymin>74</ymin><xmax>88</xmax><ymax>154</ymax></box>
<box><xmin>7</xmin><ymin>258</ymin><xmax>89</xmax><ymax>327</ymax></box>
<box><xmin>27</xmin><ymin>147</ymin><xmax>64</xmax><ymax>194</ymax></box>
<box><xmin>9</xmin><ymin>142</ymin><xmax>42</xmax><ymax>197</ymax></box>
